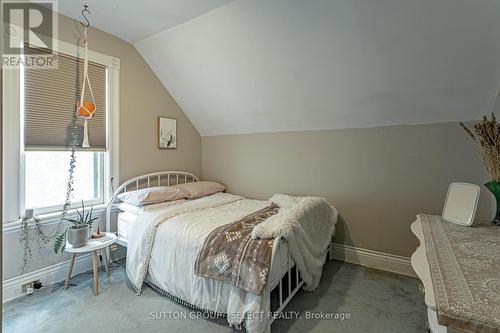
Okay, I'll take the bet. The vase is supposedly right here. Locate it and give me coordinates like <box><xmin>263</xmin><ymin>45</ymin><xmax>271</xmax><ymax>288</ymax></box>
<box><xmin>67</xmin><ymin>224</ymin><xmax>90</xmax><ymax>248</ymax></box>
<box><xmin>485</xmin><ymin>181</ymin><xmax>500</xmax><ymax>226</ymax></box>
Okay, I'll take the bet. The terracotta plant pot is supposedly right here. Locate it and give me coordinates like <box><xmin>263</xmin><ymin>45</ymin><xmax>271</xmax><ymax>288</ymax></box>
<box><xmin>76</xmin><ymin>101</ymin><xmax>96</xmax><ymax>118</ymax></box>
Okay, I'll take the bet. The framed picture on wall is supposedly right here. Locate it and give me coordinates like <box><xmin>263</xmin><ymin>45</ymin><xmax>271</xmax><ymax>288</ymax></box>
<box><xmin>158</xmin><ymin>117</ymin><xmax>177</xmax><ymax>149</ymax></box>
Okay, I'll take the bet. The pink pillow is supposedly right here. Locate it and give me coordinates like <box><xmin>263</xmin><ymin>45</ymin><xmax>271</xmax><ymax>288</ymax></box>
<box><xmin>173</xmin><ymin>181</ymin><xmax>225</xmax><ymax>199</ymax></box>
<box><xmin>117</xmin><ymin>186</ymin><xmax>188</xmax><ymax>205</ymax></box>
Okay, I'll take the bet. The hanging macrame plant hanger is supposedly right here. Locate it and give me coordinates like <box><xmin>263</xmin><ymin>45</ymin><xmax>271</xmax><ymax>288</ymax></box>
<box><xmin>76</xmin><ymin>5</ymin><xmax>96</xmax><ymax>148</ymax></box>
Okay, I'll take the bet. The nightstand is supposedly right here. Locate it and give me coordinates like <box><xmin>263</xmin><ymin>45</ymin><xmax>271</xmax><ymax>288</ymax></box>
<box><xmin>64</xmin><ymin>232</ymin><xmax>116</xmax><ymax>295</ymax></box>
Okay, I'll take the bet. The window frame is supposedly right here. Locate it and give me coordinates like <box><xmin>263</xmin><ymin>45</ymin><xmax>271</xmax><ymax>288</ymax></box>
<box><xmin>2</xmin><ymin>38</ymin><xmax>120</xmax><ymax>223</ymax></box>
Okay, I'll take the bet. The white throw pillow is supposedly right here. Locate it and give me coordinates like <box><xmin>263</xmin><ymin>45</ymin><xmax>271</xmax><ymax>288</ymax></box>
<box><xmin>117</xmin><ymin>186</ymin><xmax>187</xmax><ymax>205</ymax></box>
<box><xmin>173</xmin><ymin>181</ymin><xmax>225</xmax><ymax>199</ymax></box>
<box><xmin>117</xmin><ymin>199</ymin><xmax>187</xmax><ymax>215</ymax></box>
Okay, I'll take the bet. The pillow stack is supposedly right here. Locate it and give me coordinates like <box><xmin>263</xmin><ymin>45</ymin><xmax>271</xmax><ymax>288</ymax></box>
<box><xmin>117</xmin><ymin>181</ymin><xmax>226</xmax><ymax>208</ymax></box>
<box><xmin>117</xmin><ymin>186</ymin><xmax>187</xmax><ymax>206</ymax></box>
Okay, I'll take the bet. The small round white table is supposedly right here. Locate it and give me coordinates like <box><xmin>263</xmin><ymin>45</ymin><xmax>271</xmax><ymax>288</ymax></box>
<box><xmin>64</xmin><ymin>232</ymin><xmax>116</xmax><ymax>295</ymax></box>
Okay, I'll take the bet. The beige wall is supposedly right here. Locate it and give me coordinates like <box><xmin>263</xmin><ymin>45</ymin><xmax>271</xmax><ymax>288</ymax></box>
<box><xmin>2</xmin><ymin>13</ymin><xmax>201</xmax><ymax>280</ymax></box>
<box><xmin>202</xmin><ymin>122</ymin><xmax>493</xmax><ymax>257</ymax></box>
<box><xmin>1</xmin><ymin>10</ymin><xmax>494</xmax><ymax>283</ymax></box>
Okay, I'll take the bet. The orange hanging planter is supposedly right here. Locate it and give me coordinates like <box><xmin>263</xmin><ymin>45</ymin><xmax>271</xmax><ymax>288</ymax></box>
<box><xmin>77</xmin><ymin>101</ymin><xmax>96</xmax><ymax>119</ymax></box>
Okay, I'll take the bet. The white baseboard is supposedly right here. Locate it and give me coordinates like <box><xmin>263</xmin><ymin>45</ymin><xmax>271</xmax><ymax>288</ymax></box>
<box><xmin>3</xmin><ymin>243</ymin><xmax>414</xmax><ymax>303</ymax></box>
<box><xmin>2</xmin><ymin>244</ymin><xmax>124</xmax><ymax>303</ymax></box>
<box><xmin>331</xmin><ymin>243</ymin><xmax>416</xmax><ymax>278</ymax></box>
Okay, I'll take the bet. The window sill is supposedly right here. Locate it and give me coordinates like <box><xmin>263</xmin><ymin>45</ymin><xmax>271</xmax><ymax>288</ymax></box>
<box><xmin>3</xmin><ymin>204</ymin><xmax>108</xmax><ymax>233</ymax></box>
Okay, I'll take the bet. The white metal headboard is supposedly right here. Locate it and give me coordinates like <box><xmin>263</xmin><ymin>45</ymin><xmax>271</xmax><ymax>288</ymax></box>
<box><xmin>105</xmin><ymin>171</ymin><xmax>199</xmax><ymax>233</ymax></box>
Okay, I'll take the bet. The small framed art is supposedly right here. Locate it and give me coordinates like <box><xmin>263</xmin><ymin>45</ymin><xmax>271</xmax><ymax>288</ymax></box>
<box><xmin>158</xmin><ymin>117</ymin><xmax>177</xmax><ymax>149</ymax></box>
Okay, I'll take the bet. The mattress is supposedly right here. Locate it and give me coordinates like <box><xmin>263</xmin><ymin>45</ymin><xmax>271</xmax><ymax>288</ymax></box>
<box><xmin>117</xmin><ymin>211</ymin><xmax>138</xmax><ymax>240</ymax></box>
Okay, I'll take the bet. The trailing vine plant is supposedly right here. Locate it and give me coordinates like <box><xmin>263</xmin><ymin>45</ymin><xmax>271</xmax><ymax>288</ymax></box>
<box><xmin>19</xmin><ymin>110</ymin><xmax>79</xmax><ymax>272</ymax></box>
<box><xmin>53</xmin><ymin>110</ymin><xmax>79</xmax><ymax>254</ymax></box>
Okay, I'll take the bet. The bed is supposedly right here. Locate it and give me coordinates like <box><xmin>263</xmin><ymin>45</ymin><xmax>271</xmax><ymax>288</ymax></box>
<box><xmin>105</xmin><ymin>171</ymin><xmax>336</xmax><ymax>333</ymax></box>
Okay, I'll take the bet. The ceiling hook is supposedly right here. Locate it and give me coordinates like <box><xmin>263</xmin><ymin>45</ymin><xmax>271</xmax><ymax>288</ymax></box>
<box><xmin>81</xmin><ymin>5</ymin><xmax>90</xmax><ymax>28</ymax></box>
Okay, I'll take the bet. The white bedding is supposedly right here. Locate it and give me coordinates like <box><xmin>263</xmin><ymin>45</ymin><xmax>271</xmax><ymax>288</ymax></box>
<box><xmin>146</xmin><ymin>198</ymin><xmax>294</xmax><ymax>317</ymax></box>
<box><xmin>124</xmin><ymin>193</ymin><xmax>294</xmax><ymax>333</ymax></box>
<box><xmin>117</xmin><ymin>199</ymin><xmax>294</xmax><ymax>289</ymax></box>
<box><xmin>125</xmin><ymin>192</ymin><xmax>336</xmax><ymax>333</ymax></box>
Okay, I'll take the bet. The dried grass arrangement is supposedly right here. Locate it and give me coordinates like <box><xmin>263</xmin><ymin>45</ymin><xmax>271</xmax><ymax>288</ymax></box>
<box><xmin>460</xmin><ymin>113</ymin><xmax>500</xmax><ymax>182</ymax></box>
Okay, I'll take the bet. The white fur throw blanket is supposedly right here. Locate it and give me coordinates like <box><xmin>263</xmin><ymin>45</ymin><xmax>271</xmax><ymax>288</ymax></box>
<box><xmin>252</xmin><ymin>194</ymin><xmax>338</xmax><ymax>291</ymax></box>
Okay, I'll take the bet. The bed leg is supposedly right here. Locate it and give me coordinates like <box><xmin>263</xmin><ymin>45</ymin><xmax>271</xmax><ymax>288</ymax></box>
<box><xmin>328</xmin><ymin>240</ymin><xmax>335</xmax><ymax>261</ymax></box>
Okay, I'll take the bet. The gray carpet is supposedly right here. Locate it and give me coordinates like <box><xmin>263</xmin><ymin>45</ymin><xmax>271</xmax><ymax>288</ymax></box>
<box><xmin>3</xmin><ymin>260</ymin><xmax>426</xmax><ymax>333</ymax></box>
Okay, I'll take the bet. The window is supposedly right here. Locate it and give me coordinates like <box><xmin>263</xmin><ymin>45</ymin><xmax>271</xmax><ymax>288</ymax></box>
<box><xmin>2</xmin><ymin>39</ymin><xmax>120</xmax><ymax>223</ymax></box>
<box><xmin>24</xmin><ymin>151</ymin><xmax>104</xmax><ymax>214</ymax></box>
<box><xmin>20</xmin><ymin>45</ymin><xmax>107</xmax><ymax>215</ymax></box>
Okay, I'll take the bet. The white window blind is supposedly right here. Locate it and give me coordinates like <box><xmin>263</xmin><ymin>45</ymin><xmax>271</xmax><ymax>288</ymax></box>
<box><xmin>24</xmin><ymin>47</ymin><xmax>107</xmax><ymax>151</ymax></box>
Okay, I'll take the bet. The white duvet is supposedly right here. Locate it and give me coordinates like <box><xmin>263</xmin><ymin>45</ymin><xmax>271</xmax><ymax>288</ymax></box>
<box><xmin>126</xmin><ymin>192</ymin><xmax>337</xmax><ymax>333</ymax></box>
<box><xmin>127</xmin><ymin>193</ymin><xmax>290</xmax><ymax>332</ymax></box>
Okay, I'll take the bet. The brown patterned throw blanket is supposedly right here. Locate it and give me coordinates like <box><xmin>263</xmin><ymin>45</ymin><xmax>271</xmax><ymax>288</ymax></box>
<box><xmin>195</xmin><ymin>204</ymin><xmax>279</xmax><ymax>295</ymax></box>
<box><xmin>420</xmin><ymin>214</ymin><xmax>500</xmax><ymax>333</ymax></box>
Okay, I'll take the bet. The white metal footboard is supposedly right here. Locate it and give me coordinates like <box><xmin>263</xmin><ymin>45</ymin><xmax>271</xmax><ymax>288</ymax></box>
<box><xmin>265</xmin><ymin>235</ymin><xmax>304</xmax><ymax>333</ymax></box>
<box><xmin>266</xmin><ymin>235</ymin><xmax>333</xmax><ymax>332</ymax></box>
<box><xmin>271</xmin><ymin>260</ymin><xmax>304</xmax><ymax>320</ymax></box>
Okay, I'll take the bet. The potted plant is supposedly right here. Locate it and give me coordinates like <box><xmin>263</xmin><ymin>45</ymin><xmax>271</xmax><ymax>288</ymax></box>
<box><xmin>461</xmin><ymin>113</ymin><xmax>500</xmax><ymax>225</ymax></box>
<box><xmin>54</xmin><ymin>201</ymin><xmax>98</xmax><ymax>253</ymax></box>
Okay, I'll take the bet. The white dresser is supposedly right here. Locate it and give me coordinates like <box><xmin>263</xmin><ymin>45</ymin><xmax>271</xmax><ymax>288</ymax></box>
<box><xmin>411</xmin><ymin>216</ymin><xmax>464</xmax><ymax>333</ymax></box>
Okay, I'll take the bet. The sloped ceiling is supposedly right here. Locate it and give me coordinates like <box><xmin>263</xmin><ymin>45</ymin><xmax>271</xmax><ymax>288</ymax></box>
<box><xmin>134</xmin><ymin>0</ymin><xmax>500</xmax><ymax>136</ymax></box>
<box><xmin>57</xmin><ymin>0</ymin><xmax>235</xmax><ymax>43</ymax></box>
